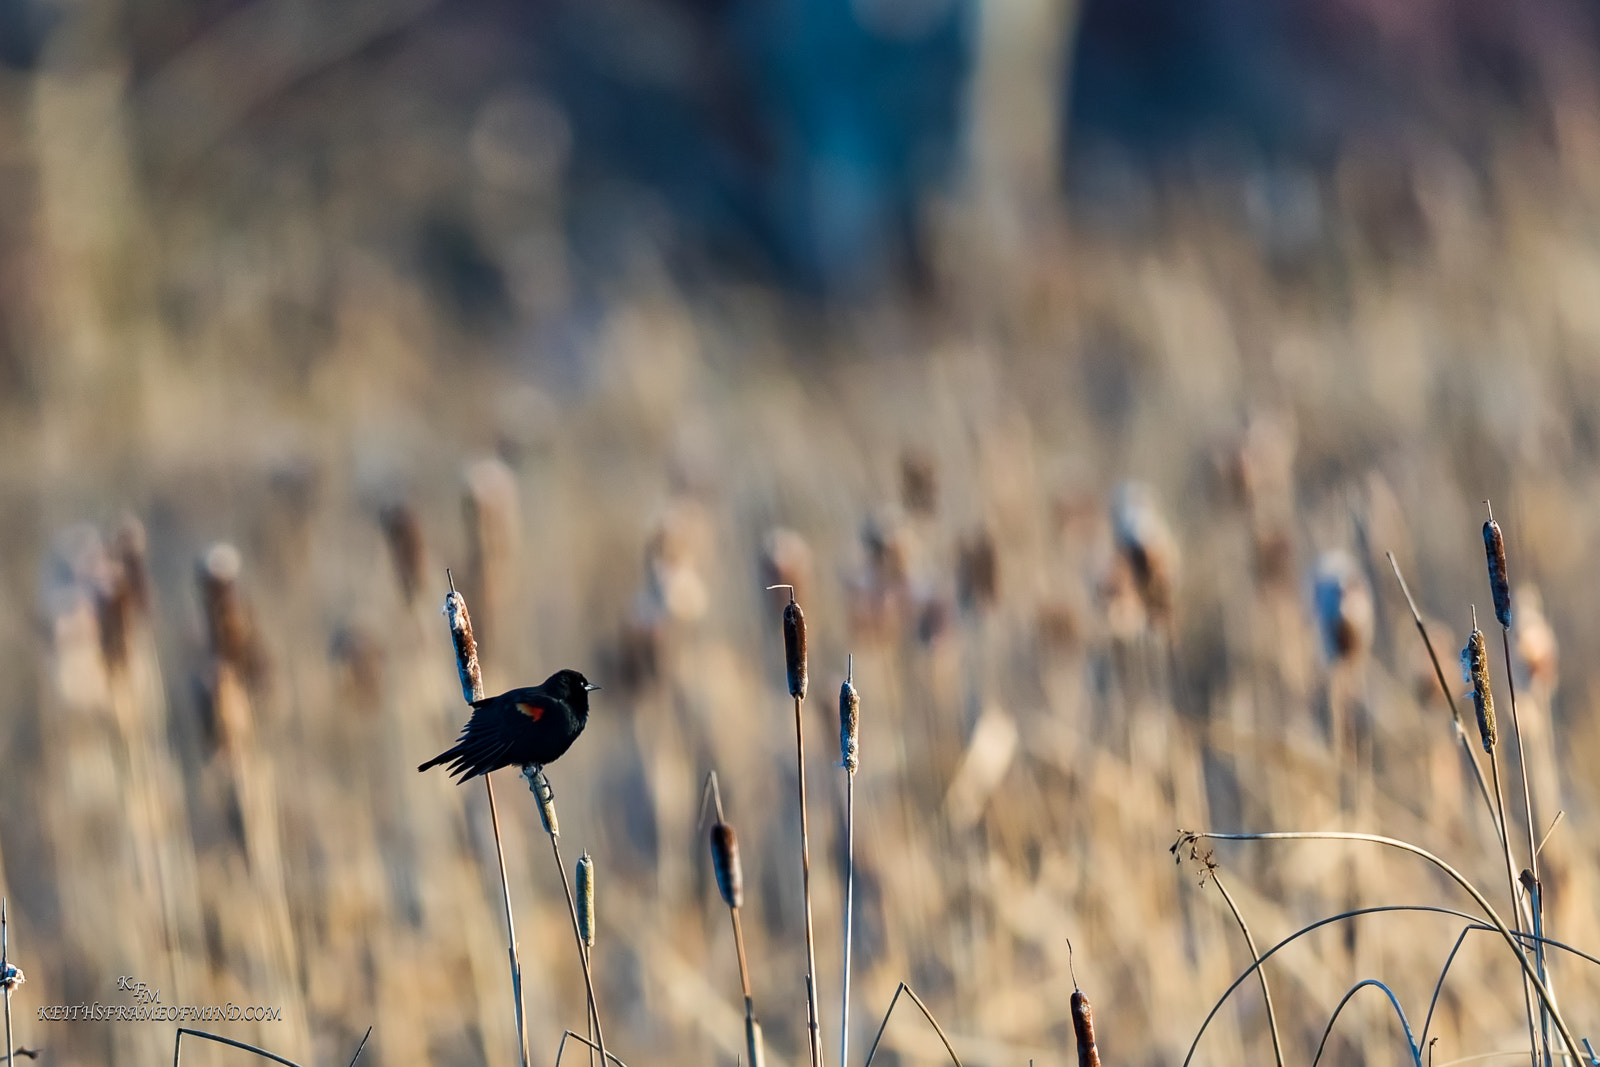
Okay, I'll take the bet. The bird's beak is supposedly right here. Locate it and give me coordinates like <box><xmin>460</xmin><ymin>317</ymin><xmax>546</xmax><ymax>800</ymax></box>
<box><xmin>584</xmin><ymin>682</ymin><xmax>601</xmax><ymax>692</ymax></box>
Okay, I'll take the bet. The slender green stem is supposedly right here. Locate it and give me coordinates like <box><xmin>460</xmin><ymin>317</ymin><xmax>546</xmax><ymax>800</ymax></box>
<box><xmin>1207</xmin><ymin>871</ymin><xmax>1284</xmax><ymax>1067</ymax></box>
<box><xmin>1173</xmin><ymin>831</ymin><xmax>1580</xmax><ymax>1060</ymax></box>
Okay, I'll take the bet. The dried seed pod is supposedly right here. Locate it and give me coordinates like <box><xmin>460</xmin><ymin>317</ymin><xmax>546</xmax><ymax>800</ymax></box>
<box><xmin>442</xmin><ymin>572</ymin><xmax>484</xmax><ymax>704</ymax></box>
<box><xmin>1484</xmin><ymin>510</ymin><xmax>1512</xmax><ymax>629</ymax></box>
<box><xmin>198</xmin><ymin>542</ymin><xmax>268</xmax><ymax>688</ymax></box>
<box><xmin>576</xmin><ymin>852</ymin><xmax>595</xmax><ymax>948</ymax></box>
<box><xmin>957</xmin><ymin>529</ymin><xmax>998</xmax><ymax>612</ymax></box>
<box><xmin>781</xmin><ymin>594</ymin><xmax>808</xmax><ymax>700</ymax></box>
<box><xmin>900</xmin><ymin>449</ymin><xmax>938</xmax><ymax>516</ymax></box>
<box><xmin>1462</xmin><ymin>623</ymin><xmax>1496</xmax><ymax>752</ymax></box>
<box><xmin>1313</xmin><ymin>550</ymin><xmax>1374</xmax><ymax>662</ymax></box>
<box><xmin>380</xmin><ymin>502</ymin><xmax>426</xmax><ymax>607</ymax></box>
<box><xmin>525</xmin><ymin>766</ymin><xmax>560</xmax><ymax>837</ymax></box>
<box><xmin>745</xmin><ymin>1016</ymin><xmax>765</xmax><ymax>1067</ymax></box>
<box><xmin>710</xmin><ymin>821</ymin><xmax>743</xmax><ymax>909</ymax></box>
<box><xmin>1072</xmin><ymin>988</ymin><xmax>1101</xmax><ymax>1067</ymax></box>
<box><xmin>839</xmin><ymin>663</ymin><xmax>859</xmax><ymax>774</ymax></box>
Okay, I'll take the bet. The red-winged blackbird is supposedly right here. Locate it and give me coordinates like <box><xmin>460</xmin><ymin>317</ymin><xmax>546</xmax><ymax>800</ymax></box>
<box><xmin>418</xmin><ymin>669</ymin><xmax>600</xmax><ymax>781</ymax></box>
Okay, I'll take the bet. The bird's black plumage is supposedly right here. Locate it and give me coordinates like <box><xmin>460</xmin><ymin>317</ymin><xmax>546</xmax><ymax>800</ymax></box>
<box><xmin>418</xmin><ymin>668</ymin><xmax>599</xmax><ymax>781</ymax></box>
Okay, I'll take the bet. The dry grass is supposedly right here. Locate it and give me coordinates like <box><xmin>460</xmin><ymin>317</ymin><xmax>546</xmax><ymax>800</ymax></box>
<box><xmin>3</xmin><ymin>12</ymin><xmax>1600</xmax><ymax>1067</ymax></box>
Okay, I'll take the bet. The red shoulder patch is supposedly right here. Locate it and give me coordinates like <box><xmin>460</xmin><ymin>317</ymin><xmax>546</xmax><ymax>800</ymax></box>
<box><xmin>515</xmin><ymin>702</ymin><xmax>546</xmax><ymax>722</ymax></box>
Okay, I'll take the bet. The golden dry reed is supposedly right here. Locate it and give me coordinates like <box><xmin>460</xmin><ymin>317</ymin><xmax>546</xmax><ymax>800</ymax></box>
<box><xmin>1463</xmin><ymin>621</ymin><xmax>1496</xmax><ymax>752</ymax></box>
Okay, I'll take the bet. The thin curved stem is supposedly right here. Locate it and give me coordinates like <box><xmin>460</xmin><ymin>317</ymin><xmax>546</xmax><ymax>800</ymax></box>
<box><xmin>862</xmin><ymin>983</ymin><xmax>961</xmax><ymax>1067</ymax></box>
<box><xmin>1309</xmin><ymin>980</ymin><xmax>1422</xmax><ymax>1067</ymax></box>
<box><xmin>1386</xmin><ymin>555</ymin><xmax>1499</xmax><ymax>838</ymax></box>
<box><xmin>1491</xmin><ymin>752</ymin><xmax>1542</xmax><ymax>1067</ymax></box>
<box><xmin>1174</xmin><ymin>831</ymin><xmax>1580</xmax><ymax>1061</ymax></box>
<box><xmin>549</xmin><ymin>821</ymin><xmax>608</xmax><ymax>1067</ymax></box>
<box><xmin>554</xmin><ymin>1029</ymin><xmax>630</xmax><ymax>1067</ymax></box>
<box><xmin>1422</xmin><ymin>925</ymin><xmax>1475</xmax><ymax>1049</ymax></box>
<box><xmin>1184</xmin><ymin>903</ymin><xmax>1600</xmax><ymax>1067</ymax></box>
<box><xmin>1207</xmin><ymin>871</ymin><xmax>1285</xmax><ymax>1067</ymax></box>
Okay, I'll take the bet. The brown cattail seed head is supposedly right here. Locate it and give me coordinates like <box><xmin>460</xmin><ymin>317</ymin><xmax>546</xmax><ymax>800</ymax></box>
<box><xmin>1313</xmin><ymin>550</ymin><xmax>1374</xmax><ymax>662</ymax></box>
<box><xmin>380</xmin><ymin>503</ymin><xmax>426</xmax><ymax>607</ymax></box>
<box><xmin>839</xmin><ymin>671</ymin><xmax>860</xmax><ymax>774</ymax></box>
<box><xmin>576</xmin><ymin>852</ymin><xmax>595</xmax><ymax>948</ymax></box>
<box><xmin>443</xmin><ymin>579</ymin><xmax>484</xmax><ymax>703</ymax></box>
<box><xmin>782</xmin><ymin>596</ymin><xmax>808</xmax><ymax>699</ymax></box>
<box><xmin>525</xmin><ymin>766</ymin><xmax>560</xmax><ymax>837</ymax></box>
<box><xmin>957</xmin><ymin>529</ymin><xmax>999</xmax><ymax>612</ymax></box>
<box><xmin>1484</xmin><ymin>514</ymin><xmax>1512</xmax><ymax>629</ymax></box>
<box><xmin>1462</xmin><ymin>625</ymin><xmax>1496</xmax><ymax>752</ymax></box>
<box><xmin>710</xmin><ymin>821</ymin><xmax>743</xmax><ymax>909</ymax></box>
<box><xmin>1072</xmin><ymin>989</ymin><xmax>1101</xmax><ymax>1067</ymax></box>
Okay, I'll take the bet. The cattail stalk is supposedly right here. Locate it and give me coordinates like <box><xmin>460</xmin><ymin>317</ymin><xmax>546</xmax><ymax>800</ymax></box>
<box><xmin>1467</xmin><ymin>613</ymin><xmax>1542</xmax><ymax>1067</ymax></box>
<box><xmin>705</xmin><ymin>772</ymin><xmax>763</xmax><ymax>1067</ymax></box>
<box><xmin>577</xmin><ymin>852</ymin><xmax>598</xmax><ymax>1067</ymax></box>
<box><xmin>770</xmin><ymin>585</ymin><xmax>823</xmax><ymax>1067</ymax></box>
<box><xmin>1387</xmin><ymin>556</ymin><xmax>1499</xmax><ymax>838</ymax></box>
<box><xmin>3</xmin><ymin>899</ymin><xmax>13</xmax><ymax>1067</ymax></box>
<box><xmin>1205</xmin><ymin>870</ymin><xmax>1284</xmax><ymax>1067</ymax></box>
<box><xmin>839</xmin><ymin>659</ymin><xmax>859</xmax><ymax>1067</ymax></box>
<box><xmin>1487</xmin><ymin>504</ymin><xmax>1551</xmax><ymax>1067</ymax></box>
<box><xmin>443</xmin><ymin>572</ymin><xmax>529</xmax><ymax>1067</ymax></box>
<box><xmin>526</xmin><ymin>768</ymin><xmax>609</xmax><ymax>1067</ymax></box>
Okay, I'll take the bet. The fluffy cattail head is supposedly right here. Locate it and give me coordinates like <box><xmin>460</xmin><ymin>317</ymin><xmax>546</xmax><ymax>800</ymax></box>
<box><xmin>442</xmin><ymin>570</ymin><xmax>484</xmax><ymax>703</ymax></box>
<box><xmin>1462</xmin><ymin>621</ymin><xmax>1496</xmax><ymax>752</ymax></box>
<box><xmin>1071</xmin><ymin>989</ymin><xmax>1101</xmax><ymax>1067</ymax></box>
<box><xmin>576</xmin><ymin>853</ymin><xmax>595</xmax><ymax>948</ymax></box>
<box><xmin>710</xmin><ymin>821</ymin><xmax>743</xmax><ymax>909</ymax></box>
<box><xmin>525</xmin><ymin>766</ymin><xmax>560</xmax><ymax>837</ymax></box>
<box><xmin>839</xmin><ymin>661</ymin><xmax>860</xmax><ymax>774</ymax></box>
<box><xmin>774</xmin><ymin>588</ymin><xmax>808</xmax><ymax>699</ymax></box>
<box><xmin>1483</xmin><ymin>507</ymin><xmax>1512</xmax><ymax>629</ymax></box>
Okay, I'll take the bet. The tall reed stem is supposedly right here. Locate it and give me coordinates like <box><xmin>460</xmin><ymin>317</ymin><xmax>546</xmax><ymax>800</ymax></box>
<box><xmin>443</xmin><ymin>570</ymin><xmax>529</xmax><ymax>1067</ymax></box>
<box><xmin>528</xmin><ymin>769</ymin><xmax>609</xmax><ymax>1067</ymax></box>
<box><xmin>795</xmin><ymin>689</ymin><xmax>822</xmax><ymax>1067</ymax></box>
<box><xmin>773</xmin><ymin>586</ymin><xmax>823</xmax><ymax>1067</ymax></box>
<box><xmin>840</xmin><ymin>658</ymin><xmax>859</xmax><ymax>1067</ymax></box>
<box><xmin>3</xmin><ymin>899</ymin><xmax>12</xmax><ymax>1067</ymax></box>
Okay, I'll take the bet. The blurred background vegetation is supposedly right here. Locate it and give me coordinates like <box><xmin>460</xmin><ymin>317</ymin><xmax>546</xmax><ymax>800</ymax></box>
<box><xmin>3</xmin><ymin>0</ymin><xmax>1600</xmax><ymax>1063</ymax></box>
